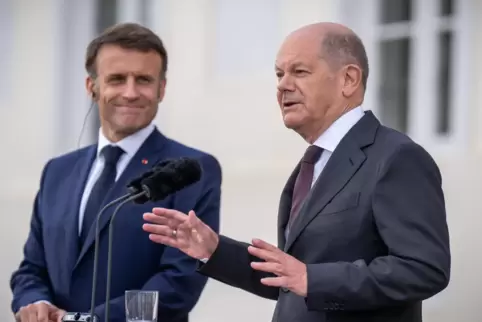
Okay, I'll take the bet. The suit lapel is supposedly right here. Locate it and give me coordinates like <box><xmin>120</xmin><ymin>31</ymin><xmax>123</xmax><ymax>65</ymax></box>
<box><xmin>284</xmin><ymin>111</ymin><xmax>379</xmax><ymax>252</ymax></box>
<box><xmin>65</xmin><ymin>147</ymin><xmax>96</xmax><ymax>278</ymax></box>
<box><xmin>74</xmin><ymin>130</ymin><xmax>168</xmax><ymax>268</ymax></box>
<box><xmin>277</xmin><ymin>163</ymin><xmax>300</xmax><ymax>249</ymax></box>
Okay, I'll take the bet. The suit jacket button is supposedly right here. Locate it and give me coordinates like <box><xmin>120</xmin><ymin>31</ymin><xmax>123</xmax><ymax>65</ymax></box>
<box><xmin>281</xmin><ymin>287</ymin><xmax>289</xmax><ymax>293</ymax></box>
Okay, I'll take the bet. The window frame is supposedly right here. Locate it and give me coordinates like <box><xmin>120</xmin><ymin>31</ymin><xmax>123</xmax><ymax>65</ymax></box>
<box><xmin>338</xmin><ymin>0</ymin><xmax>472</xmax><ymax>154</ymax></box>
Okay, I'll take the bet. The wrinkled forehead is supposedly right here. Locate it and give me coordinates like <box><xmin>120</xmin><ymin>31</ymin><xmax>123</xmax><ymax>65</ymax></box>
<box><xmin>275</xmin><ymin>36</ymin><xmax>323</xmax><ymax>70</ymax></box>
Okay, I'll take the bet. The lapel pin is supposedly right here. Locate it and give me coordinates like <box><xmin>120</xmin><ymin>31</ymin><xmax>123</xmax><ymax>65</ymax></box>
<box><xmin>142</xmin><ymin>159</ymin><xmax>148</xmax><ymax>165</ymax></box>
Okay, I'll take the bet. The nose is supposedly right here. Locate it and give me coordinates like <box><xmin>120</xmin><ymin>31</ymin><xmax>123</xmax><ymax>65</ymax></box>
<box><xmin>122</xmin><ymin>77</ymin><xmax>140</xmax><ymax>100</ymax></box>
<box><xmin>277</xmin><ymin>74</ymin><xmax>295</xmax><ymax>93</ymax></box>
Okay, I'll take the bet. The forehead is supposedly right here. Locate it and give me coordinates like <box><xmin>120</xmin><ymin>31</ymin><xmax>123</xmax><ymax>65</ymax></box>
<box><xmin>275</xmin><ymin>34</ymin><xmax>322</xmax><ymax>69</ymax></box>
<box><xmin>96</xmin><ymin>44</ymin><xmax>162</xmax><ymax>76</ymax></box>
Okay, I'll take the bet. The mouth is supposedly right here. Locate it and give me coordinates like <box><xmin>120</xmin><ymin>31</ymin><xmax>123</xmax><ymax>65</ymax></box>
<box><xmin>116</xmin><ymin>105</ymin><xmax>144</xmax><ymax>112</ymax></box>
<box><xmin>282</xmin><ymin>102</ymin><xmax>300</xmax><ymax>109</ymax></box>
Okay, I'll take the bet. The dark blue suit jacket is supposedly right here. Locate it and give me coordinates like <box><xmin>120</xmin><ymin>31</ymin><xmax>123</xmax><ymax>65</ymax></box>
<box><xmin>10</xmin><ymin>128</ymin><xmax>222</xmax><ymax>322</ymax></box>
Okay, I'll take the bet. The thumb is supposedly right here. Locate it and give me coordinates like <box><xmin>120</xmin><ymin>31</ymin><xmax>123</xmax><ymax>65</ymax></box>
<box><xmin>187</xmin><ymin>210</ymin><xmax>199</xmax><ymax>225</ymax></box>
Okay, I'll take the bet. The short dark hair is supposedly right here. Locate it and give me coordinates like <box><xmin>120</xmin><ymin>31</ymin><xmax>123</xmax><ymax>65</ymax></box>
<box><xmin>321</xmin><ymin>32</ymin><xmax>369</xmax><ymax>90</ymax></box>
<box><xmin>85</xmin><ymin>22</ymin><xmax>168</xmax><ymax>79</ymax></box>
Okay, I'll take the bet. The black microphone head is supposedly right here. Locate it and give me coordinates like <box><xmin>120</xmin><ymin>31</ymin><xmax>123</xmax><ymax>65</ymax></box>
<box><xmin>126</xmin><ymin>159</ymin><xmax>174</xmax><ymax>192</ymax></box>
<box><xmin>141</xmin><ymin>157</ymin><xmax>202</xmax><ymax>202</ymax></box>
<box><xmin>126</xmin><ymin>159</ymin><xmax>175</xmax><ymax>204</ymax></box>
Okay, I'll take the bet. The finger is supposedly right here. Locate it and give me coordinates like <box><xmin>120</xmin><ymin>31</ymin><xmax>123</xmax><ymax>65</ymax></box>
<box><xmin>143</xmin><ymin>213</ymin><xmax>184</xmax><ymax>227</ymax></box>
<box><xmin>252</xmin><ymin>238</ymin><xmax>280</xmax><ymax>252</ymax></box>
<box><xmin>148</xmin><ymin>233</ymin><xmax>180</xmax><ymax>248</ymax></box>
<box><xmin>251</xmin><ymin>261</ymin><xmax>284</xmax><ymax>276</ymax></box>
<box><xmin>143</xmin><ymin>213</ymin><xmax>169</xmax><ymax>224</ymax></box>
<box><xmin>18</xmin><ymin>308</ymin><xmax>29</xmax><ymax>322</ymax></box>
<box><xmin>142</xmin><ymin>223</ymin><xmax>175</xmax><ymax>237</ymax></box>
<box><xmin>248</xmin><ymin>245</ymin><xmax>281</xmax><ymax>263</ymax></box>
<box><xmin>152</xmin><ymin>208</ymin><xmax>187</xmax><ymax>221</ymax></box>
<box><xmin>37</xmin><ymin>303</ymin><xmax>49</xmax><ymax>322</ymax></box>
<box><xmin>260</xmin><ymin>276</ymin><xmax>288</xmax><ymax>288</ymax></box>
<box><xmin>27</xmin><ymin>306</ymin><xmax>38</xmax><ymax>322</ymax></box>
<box><xmin>187</xmin><ymin>211</ymin><xmax>209</xmax><ymax>234</ymax></box>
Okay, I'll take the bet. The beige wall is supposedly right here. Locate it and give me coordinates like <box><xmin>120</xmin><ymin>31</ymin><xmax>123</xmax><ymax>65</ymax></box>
<box><xmin>1</xmin><ymin>1</ymin><xmax>481</xmax><ymax>322</ymax></box>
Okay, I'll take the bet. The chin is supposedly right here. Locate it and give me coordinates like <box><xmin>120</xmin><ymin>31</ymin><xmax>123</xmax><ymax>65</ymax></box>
<box><xmin>282</xmin><ymin>115</ymin><xmax>302</xmax><ymax>130</ymax></box>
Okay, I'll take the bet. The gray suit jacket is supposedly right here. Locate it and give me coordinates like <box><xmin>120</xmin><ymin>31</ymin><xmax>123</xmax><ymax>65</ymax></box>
<box><xmin>198</xmin><ymin>111</ymin><xmax>450</xmax><ymax>322</ymax></box>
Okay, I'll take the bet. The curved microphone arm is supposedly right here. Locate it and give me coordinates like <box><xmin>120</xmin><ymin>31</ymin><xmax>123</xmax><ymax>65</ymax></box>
<box><xmin>104</xmin><ymin>191</ymin><xmax>147</xmax><ymax>322</ymax></box>
<box><xmin>89</xmin><ymin>193</ymin><xmax>133</xmax><ymax>320</ymax></box>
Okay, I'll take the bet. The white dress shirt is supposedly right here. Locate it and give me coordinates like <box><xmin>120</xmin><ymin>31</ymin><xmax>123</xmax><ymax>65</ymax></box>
<box><xmin>283</xmin><ymin>106</ymin><xmax>365</xmax><ymax>240</ymax></box>
<box><xmin>78</xmin><ymin>123</ymin><xmax>155</xmax><ymax>235</ymax></box>
<box><xmin>311</xmin><ymin>106</ymin><xmax>365</xmax><ymax>186</ymax></box>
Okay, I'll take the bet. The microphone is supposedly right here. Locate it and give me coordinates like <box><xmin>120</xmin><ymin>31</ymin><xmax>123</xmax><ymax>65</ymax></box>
<box><xmin>104</xmin><ymin>157</ymin><xmax>202</xmax><ymax>322</ymax></box>
<box><xmin>87</xmin><ymin>159</ymin><xmax>170</xmax><ymax>321</ymax></box>
<box><xmin>125</xmin><ymin>159</ymin><xmax>172</xmax><ymax>204</ymax></box>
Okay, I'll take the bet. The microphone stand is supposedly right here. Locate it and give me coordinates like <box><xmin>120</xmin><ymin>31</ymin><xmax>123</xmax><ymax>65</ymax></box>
<box><xmin>89</xmin><ymin>193</ymin><xmax>133</xmax><ymax>321</ymax></box>
<box><xmin>104</xmin><ymin>191</ymin><xmax>147</xmax><ymax>322</ymax></box>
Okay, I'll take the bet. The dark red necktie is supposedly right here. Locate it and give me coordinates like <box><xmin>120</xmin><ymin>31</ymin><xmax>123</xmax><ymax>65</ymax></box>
<box><xmin>288</xmin><ymin>145</ymin><xmax>323</xmax><ymax>229</ymax></box>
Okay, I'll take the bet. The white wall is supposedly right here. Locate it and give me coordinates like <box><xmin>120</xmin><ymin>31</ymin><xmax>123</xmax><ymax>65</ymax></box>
<box><xmin>0</xmin><ymin>1</ymin><xmax>58</xmax><ymax>321</ymax></box>
<box><xmin>2</xmin><ymin>0</ymin><xmax>481</xmax><ymax>322</ymax></box>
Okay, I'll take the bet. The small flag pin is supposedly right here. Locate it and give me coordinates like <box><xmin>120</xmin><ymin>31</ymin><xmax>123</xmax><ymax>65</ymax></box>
<box><xmin>142</xmin><ymin>159</ymin><xmax>148</xmax><ymax>165</ymax></box>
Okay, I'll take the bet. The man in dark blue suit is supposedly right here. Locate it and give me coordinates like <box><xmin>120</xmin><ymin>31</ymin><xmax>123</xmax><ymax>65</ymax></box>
<box><xmin>10</xmin><ymin>22</ymin><xmax>222</xmax><ymax>322</ymax></box>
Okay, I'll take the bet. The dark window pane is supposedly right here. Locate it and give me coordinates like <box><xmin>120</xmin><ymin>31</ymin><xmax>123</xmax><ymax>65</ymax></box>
<box><xmin>380</xmin><ymin>0</ymin><xmax>412</xmax><ymax>23</ymax></box>
<box><xmin>440</xmin><ymin>0</ymin><xmax>454</xmax><ymax>16</ymax></box>
<box><xmin>436</xmin><ymin>31</ymin><xmax>452</xmax><ymax>134</ymax></box>
<box><xmin>140</xmin><ymin>0</ymin><xmax>149</xmax><ymax>25</ymax></box>
<box><xmin>97</xmin><ymin>0</ymin><xmax>117</xmax><ymax>32</ymax></box>
<box><xmin>379</xmin><ymin>38</ymin><xmax>411</xmax><ymax>133</ymax></box>
<box><xmin>93</xmin><ymin>0</ymin><xmax>118</xmax><ymax>137</ymax></box>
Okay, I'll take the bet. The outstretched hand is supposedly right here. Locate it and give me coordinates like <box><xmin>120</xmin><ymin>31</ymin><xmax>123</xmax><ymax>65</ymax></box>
<box><xmin>249</xmin><ymin>238</ymin><xmax>308</xmax><ymax>297</ymax></box>
<box><xmin>143</xmin><ymin>208</ymin><xmax>219</xmax><ymax>260</ymax></box>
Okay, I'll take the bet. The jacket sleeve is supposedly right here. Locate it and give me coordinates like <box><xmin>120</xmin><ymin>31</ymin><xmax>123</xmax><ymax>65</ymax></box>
<box><xmin>93</xmin><ymin>154</ymin><xmax>223</xmax><ymax>322</ymax></box>
<box><xmin>304</xmin><ymin>143</ymin><xmax>450</xmax><ymax>312</ymax></box>
<box><xmin>10</xmin><ymin>161</ymin><xmax>54</xmax><ymax>313</ymax></box>
<box><xmin>197</xmin><ymin>235</ymin><xmax>280</xmax><ymax>301</ymax></box>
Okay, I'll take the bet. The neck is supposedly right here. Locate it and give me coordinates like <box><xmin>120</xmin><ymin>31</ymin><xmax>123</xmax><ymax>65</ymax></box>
<box><xmin>101</xmin><ymin>127</ymin><xmax>131</xmax><ymax>143</ymax></box>
<box><xmin>301</xmin><ymin>102</ymin><xmax>361</xmax><ymax>144</ymax></box>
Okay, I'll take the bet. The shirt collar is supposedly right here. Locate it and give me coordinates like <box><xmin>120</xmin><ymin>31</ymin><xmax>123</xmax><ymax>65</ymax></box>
<box><xmin>313</xmin><ymin>106</ymin><xmax>365</xmax><ymax>152</ymax></box>
<box><xmin>97</xmin><ymin>123</ymin><xmax>156</xmax><ymax>158</ymax></box>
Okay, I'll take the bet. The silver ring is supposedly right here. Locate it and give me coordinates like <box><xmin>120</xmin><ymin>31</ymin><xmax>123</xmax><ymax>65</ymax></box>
<box><xmin>172</xmin><ymin>229</ymin><xmax>177</xmax><ymax>237</ymax></box>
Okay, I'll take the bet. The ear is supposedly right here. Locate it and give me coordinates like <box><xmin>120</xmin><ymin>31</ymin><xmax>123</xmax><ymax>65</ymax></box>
<box><xmin>85</xmin><ymin>76</ymin><xmax>96</xmax><ymax>100</ymax></box>
<box><xmin>341</xmin><ymin>64</ymin><xmax>363</xmax><ymax>98</ymax></box>
<box><xmin>157</xmin><ymin>78</ymin><xmax>167</xmax><ymax>102</ymax></box>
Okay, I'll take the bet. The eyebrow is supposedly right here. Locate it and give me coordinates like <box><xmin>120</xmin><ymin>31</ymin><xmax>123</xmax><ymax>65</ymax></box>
<box><xmin>275</xmin><ymin>62</ymin><xmax>309</xmax><ymax>71</ymax></box>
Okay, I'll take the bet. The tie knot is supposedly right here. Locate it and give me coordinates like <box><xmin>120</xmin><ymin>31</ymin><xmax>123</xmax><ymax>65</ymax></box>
<box><xmin>101</xmin><ymin>145</ymin><xmax>124</xmax><ymax>165</ymax></box>
<box><xmin>302</xmin><ymin>145</ymin><xmax>323</xmax><ymax>164</ymax></box>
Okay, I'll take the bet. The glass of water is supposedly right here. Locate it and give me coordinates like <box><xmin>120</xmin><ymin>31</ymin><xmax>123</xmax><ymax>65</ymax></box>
<box><xmin>125</xmin><ymin>290</ymin><xmax>158</xmax><ymax>322</ymax></box>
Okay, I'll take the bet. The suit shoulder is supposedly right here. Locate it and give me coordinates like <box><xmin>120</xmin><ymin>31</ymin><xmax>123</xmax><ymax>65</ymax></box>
<box><xmin>374</xmin><ymin>125</ymin><xmax>441</xmax><ymax>177</ymax></box>
<box><xmin>46</xmin><ymin>145</ymin><xmax>95</xmax><ymax>168</ymax></box>
<box><xmin>164</xmin><ymin>138</ymin><xmax>220</xmax><ymax>166</ymax></box>
<box><xmin>375</xmin><ymin>125</ymin><xmax>433</xmax><ymax>158</ymax></box>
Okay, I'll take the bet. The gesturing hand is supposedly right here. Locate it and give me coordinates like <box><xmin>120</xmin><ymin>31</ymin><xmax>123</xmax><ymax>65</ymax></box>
<box><xmin>143</xmin><ymin>208</ymin><xmax>219</xmax><ymax>260</ymax></box>
<box><xmin>248</xmin><ymin>238</ymin><xmax>308</xmax><ymax>297</ymax></box>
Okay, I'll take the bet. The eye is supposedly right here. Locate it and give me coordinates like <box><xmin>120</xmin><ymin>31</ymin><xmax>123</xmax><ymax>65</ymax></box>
<box><xmin>295</xmin><ymin>69</ymin><xmax>308</xmax><ymax>75</ymax></box>
<box><xmin>275</xmin><ymin>71</ymin><xmax>283</xmax><ymax>79</ymax></box>
<box><xmin>107</xmin><ymin>74</ymin><xmax>125</xmax><ymax>84</ymax></box>
<box><xmin>137</xmin><ymin>76</ymin><xmax>152</xmax><ymax>84</ymax></box>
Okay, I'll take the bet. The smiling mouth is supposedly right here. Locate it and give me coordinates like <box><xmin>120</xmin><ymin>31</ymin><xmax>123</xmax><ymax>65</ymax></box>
<box><xmin>117</xmin><ymin>105</ymin><xmax>143</xmax><ymax>109</ymax></box>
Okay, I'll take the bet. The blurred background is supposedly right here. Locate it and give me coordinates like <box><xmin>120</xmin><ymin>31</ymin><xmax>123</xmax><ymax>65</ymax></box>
<box><xmin>1</xmin><ymin>0</ymin><xmax>481</xmax><ymax>321</ymax></box>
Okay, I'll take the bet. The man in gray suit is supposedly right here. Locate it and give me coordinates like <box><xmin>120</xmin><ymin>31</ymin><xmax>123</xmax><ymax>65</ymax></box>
<box><xmin>142</xmin><ymin>22</ymin><xmax>450</xmax><ymax>321</ymax></box>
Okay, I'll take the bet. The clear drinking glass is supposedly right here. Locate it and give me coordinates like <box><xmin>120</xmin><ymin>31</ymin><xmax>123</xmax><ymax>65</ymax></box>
<box><xmin>125</xmin><ymin>290</ymin><xmax>159</xmax><ymax>322</ymax></box>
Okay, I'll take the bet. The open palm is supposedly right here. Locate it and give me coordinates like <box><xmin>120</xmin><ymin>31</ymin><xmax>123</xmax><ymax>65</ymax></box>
<box><xmin>143</xmin><ymin>209</ymin><xmax>219</xmax><ymax>260</ymax></box>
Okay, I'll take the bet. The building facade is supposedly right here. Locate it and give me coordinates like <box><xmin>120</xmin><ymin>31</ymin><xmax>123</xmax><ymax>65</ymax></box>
<box><xmin>1</xmin><ymin>0</ymin><xmax>480</xmax><ymax>321</ymax></box>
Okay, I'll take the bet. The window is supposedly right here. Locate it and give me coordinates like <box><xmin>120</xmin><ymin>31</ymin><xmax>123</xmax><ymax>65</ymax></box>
<box><xmin>341</xmin><ymin>0</ymin><xmax>470</xmax><ymax>149</ymax></box>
